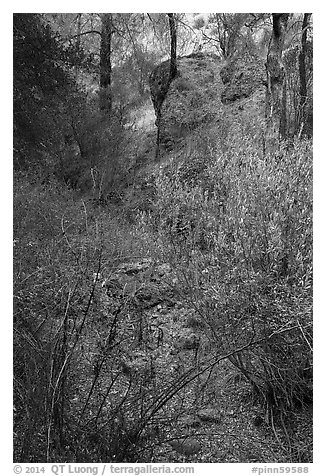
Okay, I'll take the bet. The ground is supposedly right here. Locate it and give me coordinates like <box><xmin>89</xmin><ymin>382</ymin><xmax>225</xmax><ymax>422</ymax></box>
<box><xmin>66</xmin><ymin>257</ymin><xmax>312</xmax><ymax>463</ymax></box>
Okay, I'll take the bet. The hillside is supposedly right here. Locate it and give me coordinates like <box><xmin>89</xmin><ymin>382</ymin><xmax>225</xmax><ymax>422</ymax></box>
<box><xmin>14</xmin><ymin>15</ymin><xmax>313</xmax><ymax>465</ymax></box>
<box><xmin>124</xmin><ymin>51</ymin><xmax>266</xmax><ymax>214</ymax></box>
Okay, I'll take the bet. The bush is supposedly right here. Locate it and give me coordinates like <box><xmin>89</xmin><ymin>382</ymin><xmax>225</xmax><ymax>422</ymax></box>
<box><xmin>15</xmin><ymin>172</ymin><xmax>212</xmax><ymax>463</ymax></box>
<box><xmin>13</xmin><ymin>173</ymin><xmax>157</xmax><ymax>462</ymax></box>
<box><xmin>144</xmin><ymin>137</ymin><xmax>313</xmax><ymax>422</ymax></box>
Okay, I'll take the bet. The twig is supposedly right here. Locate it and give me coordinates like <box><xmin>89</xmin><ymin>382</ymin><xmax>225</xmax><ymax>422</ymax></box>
<box><xmin>297</xmin><ymin>319</ymin><xmax>313</xmax><ymax>352</ymax></box>
<box><xmin>46</xmin><ymin>352</ymin><xmax>70</xmax><ymax>462</ymax></box>
<box><xmin>81</xmin><ymin>199</ymin><xmax>88</xmax><ymax>234</ymax></box>
<box><xmin>61</xmin><ymin>214</ymin><xmax>79</xmax><ymax>262</ymax></box>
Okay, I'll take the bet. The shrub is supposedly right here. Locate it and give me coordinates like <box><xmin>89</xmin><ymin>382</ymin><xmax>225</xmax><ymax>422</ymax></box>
<box><xmin>13</xmin><ymin>173</ymin><xmax>155</xmax><ymax>461</ymax></box>
<box><xmin>14</xmin><ymin>173</ymin><xmax>199</xmax><ymax>462</ymax></box>
<box><xmin>144</xmin><ymin>137</ymin><xmax>313</xmax><ymax>424</ymax></box>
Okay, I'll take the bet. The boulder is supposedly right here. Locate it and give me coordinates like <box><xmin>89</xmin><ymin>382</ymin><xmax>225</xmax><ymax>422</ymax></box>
<box><xmin>179</xmin><ymin>415</ymin><xmax>201</xmax><ymax>428</ymax></box>
<box><xmin>149</xmin><ymin>53</ymin><xmax>222</xmax><ymax>154</ymax></box>
<box><xmin>148</xmin><ymin>48</ymin><xmax>273</xmax><ymax>161</ymax></box>
<box><xmin>169</xmin><ymin>437</ymin><xmax>201</xmax><ymax>456</ymax></box>
<box><xmin>220</xmin><ymin>51</ymin><xmax>266</xmax><ymax>104</ymax></box>
<box><xmin>197</xmin><ymin>408</ymin><xmax>221</xmax><ymax>423</ymax></box>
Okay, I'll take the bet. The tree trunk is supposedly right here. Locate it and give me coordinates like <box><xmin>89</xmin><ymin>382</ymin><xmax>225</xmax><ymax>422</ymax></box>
<box><xmin>100</xmin><ymin>13</ymin><xmax>113</xmax><ymax>113</ymax></box>
<box><xmin>280</xmin><ymin>75</ymin><xmax>287</xmax><ymax>139</ymax></box>
<box><xmin>265</xmin><ymin>13</ymin><xmax>289</xmax><ymax>155</ymax></box>
<box><xmin>167</xmin><ymin>13</ymin><xmax>177</xmax><ymax>80</ymax></box>
<box><xmin>298</xmin><ymin>13</ymin><xmax>312</xmax><ymax>137</ymax></box>
<box><xmin>74</xmin><ymin>13</ymin><xmax>82</xmax><ymax>78</ymax></box>
<box><xmin>154</xmin><ymin>14</ymin><xmax>178</xmax><ymax>160</ymax></box>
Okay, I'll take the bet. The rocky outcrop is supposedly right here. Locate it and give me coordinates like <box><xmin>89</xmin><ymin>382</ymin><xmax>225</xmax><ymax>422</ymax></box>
<box><xmin>101</xmin><ymin>258</ymin><xmax>176</xmax><ymax>309</ymax></box>
<box><xmin>148</xmin><ymin>51</ymin><xmax>269</xmax><ymax>158</ymax></box>
<box><xmin>149</xmin><ymin>60</ymin><xmax>172</xmax><ymax>125</ymax></box>
<box><xmin>220</xmin><ymin>52</ymin><xmax>266</xmax><ymax>104</ymax></box>
<box><xmin>149</xmin><ymin>52</ymin><xmax>222</xmax><ymax>154</ymax></box>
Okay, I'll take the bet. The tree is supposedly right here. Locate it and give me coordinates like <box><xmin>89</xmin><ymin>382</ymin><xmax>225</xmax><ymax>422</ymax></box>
<box><xmin>99</xmin><ymin>13</ymin><xmax>113</xmax><ymax>113</ymax></box>
<box><xmin>265</xmin><ymin>13</ymin><xmax>289</xmax><ymax>154</ymax></box>
<box><xmin>167</xmin><ymin>13</ymin><xmax>177</xmax><ymax>79</ymax></box>
<box><xmin>74</xmin><ymin>13</ymin><xmax>82</xmax><ymax>77</ymax></box>
<box><xmin>50</xmin><ymin>13</ymin><xmax>160</xmax><ymax>112</ymax></box>
<box><xmin>13</xmin><ymin>13</ymin><xmax>71</xmax><ymax>169</ymax></box>
<box><xmin>197</xmin><ymin>14</ymin><xmax>249</xmax><ymax>58</ymax></box>
<box><xmin>298</xmin><ymin>13</ymin><xmax>312</xmax><ymax>137</ymax></box>
<box><xmin>150</xmin><ymin>13</ymin><xmax>179</xmax><ymax>159</ymax></box>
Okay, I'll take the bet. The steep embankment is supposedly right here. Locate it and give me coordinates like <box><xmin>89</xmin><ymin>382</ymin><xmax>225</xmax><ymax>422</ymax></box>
<box><xmin>125</xmin><ymin>50</ymin><xmax>266</xmax><ymax>181</ymax></box>
<box><xmin>149</xmin><ymin>52</ymin><xmax>224</xmax><ymax>156</ymax></box>
<box><xmin>148</xmin><ymin>50</ymin><xmax>266</xmax><ymax>161</ymax></box>
<box><xmin>123</xmin><ymin>51</ymin><xmax>267</xmax><ymax>217</ymax></box>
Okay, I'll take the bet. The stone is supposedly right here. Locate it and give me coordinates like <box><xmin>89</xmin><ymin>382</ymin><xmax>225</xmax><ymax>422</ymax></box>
<box><xmin>173</xmin><ymin>330</ymin><xmax>200</xmax><ymax>351</ymax></box>
<box><xmin>149</xmin><ymin>53</ymin><xmax>222</xmax><ymax>154</ymax></box>
<box><xmin>253</xmin><ymin>415</ymin><xmax>264</xmax><ymax>427</ymax></box>
<box><xmin>149</xmin><ymin>60</ymin><xmax>172</xmax><ymax>121</ymax></box>
<box><xmin>179</xmin><ymin>415</ymin><xmax>201</xmax><ymax>428</ymax></box>
<box><xmin>197</xmin><ymin>408</ymin><xmax>221</xmax><ymax>423</ymax></box>
<box><xmin>181</xmin><ymin>334</ymin><xmax>200</xmax><ymax>350</ymax></box>
<box><xmin>184</xmin><ymin>315</ymin><xmax>204</xmax><ymax>329</ymax></box>
<box><xmin>156</xmin><ymin>263</ymin><xmax>171</xmax><ymax>276</ymax></box>
<box><xmin>169</xmin><ymin>438</ymin><xmax>201</xmax><ymax>456</ymax></box>
<box><xmin>118</xmin><ymin>259</ymin><xmax>152</xmax><ymax>275</ymax></box>
<box><xmin>220</xmin><ymin>51</ymin><xmax>265</xmax><ymax>105</ymax></box>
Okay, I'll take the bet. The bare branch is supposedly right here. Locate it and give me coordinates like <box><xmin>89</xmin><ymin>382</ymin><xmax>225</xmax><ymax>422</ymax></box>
<box><xmin>67</xmin><ymin>29</ymin><xmax>101</xmax><ymax>40</ymax></box>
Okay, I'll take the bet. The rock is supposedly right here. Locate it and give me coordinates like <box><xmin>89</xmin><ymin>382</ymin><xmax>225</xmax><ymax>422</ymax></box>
<box><xmin>121</xmin><ymin>279</ymin><xmax>141</xmax><ymax>296</ymax></box>
<box><xmin>181</xmin><ymin>334</ymin><xmax>200</xmax><ymax>350</ymax></box>
<box><xmin>156</xmin><ymin>263</ymin><xmax>171</xmax><ymax>276</ymax></box>
<box><xmin>149</xmin><ymin>53</ymin><xmax>222</xmax><ymax>154</ymax></box>
<box><xmin>179</xmin><ymin>415</ymin><xmax>201</xmax><ymax>428</ymax></box>
<box><xmin>197</xmin><ymin>408</ymin><xmax>221</xmax><ymax>423</ymax></box>
<box><xmin>103</xmin><ymin>259</ymin><xmax>153</xmax><ymax>293</ymax></box>
<box><xmin>118</xmin><ymin>259</ymin><xmax>152</xmax><ymax>275</ymax></box>
<box><xmin>184</xmin><ymin>314</ymin><xmax>204</xmax><ymax>329</ymax></box>
<box><xmin>253</xmin><ymin>415</ymin><xmax>264</xmax><ymax>427</ymax></box>
<box><xmin>169</xmin><ymin>438</ymin><xmax>201</xmax><ymax>456</ymax></box>
<box><xmin>174</xmin><ymin>330</ymin><xmax>200</xmax><ymax>351</ymax></box>
<box><xmin>149</xmin><ymin>60</ymin><xmax>172</xmax><ymax>121</ymax></box>
<box><xmin>220</xmin><ymin>51</ymin><xmax>265</xmax><ymax>104</ymax></box>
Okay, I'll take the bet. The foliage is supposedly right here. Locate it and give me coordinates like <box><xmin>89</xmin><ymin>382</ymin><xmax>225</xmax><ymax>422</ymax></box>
<box><xmin>193</xmin><ymin>14</ymin><xmax>271</xmax><ymax>59</ymax></box>
<box><xmin>13</xmin><ymin>14</ymin><xmax>74</xmax><ymax>169</ymax></box>
<box><xmin>13</xmin><ymin>173</ymin><xmax>155</xmax><ymax>462</ymax></box>
<box><xmin>13</xmin><ymin>13</ymin><xmax>137</xmax><ymax>194</ymax></box>
<box><xmin>144</xmin><ymin>136</ymin><xmax>313</xmax><ymax>425</ymax></box>
<box><xmin>58</xmin><ymin>93</ymin><xmax>132</xmax><ymax>193</ymax></box>
<box><xmin>284</xmin><ymin>42</ymin><xmax>313</xmax><ymax>137</ymax></box>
